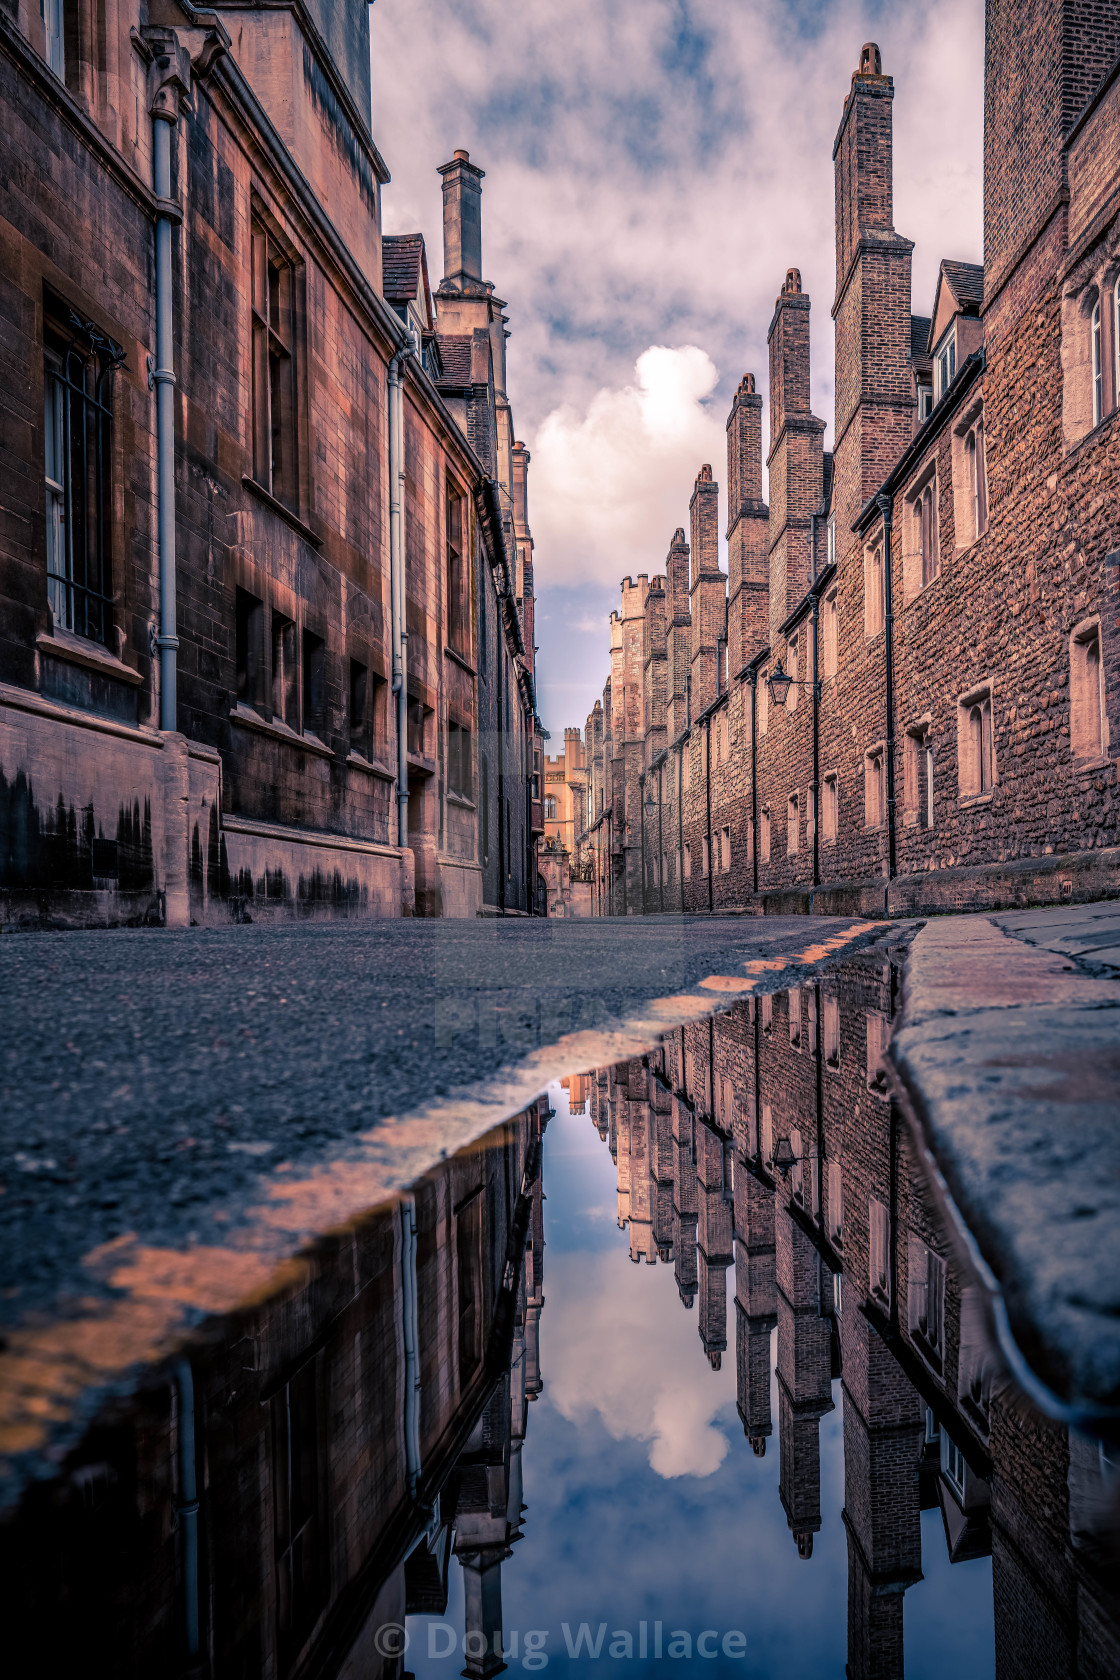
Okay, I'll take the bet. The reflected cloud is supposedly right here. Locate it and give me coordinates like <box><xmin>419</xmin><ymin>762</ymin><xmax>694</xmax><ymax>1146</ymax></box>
<box><xmin>544</xmin><ymin>1250</ymin><xmax>737</xmax><ymax>1478</ymax></box>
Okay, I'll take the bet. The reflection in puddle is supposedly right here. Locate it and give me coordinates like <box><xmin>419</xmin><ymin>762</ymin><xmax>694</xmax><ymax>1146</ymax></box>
<box><xmin>2</xmin><ymin>953</ymin><xmax>1117</xmax><ymax>1678</ymax></box>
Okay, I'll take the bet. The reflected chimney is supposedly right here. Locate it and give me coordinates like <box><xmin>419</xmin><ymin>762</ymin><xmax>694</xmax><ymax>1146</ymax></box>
<box><xmin>438</xmin><ymin>148</ymin><xmax>485</xmax><ymax>286</ymax></box>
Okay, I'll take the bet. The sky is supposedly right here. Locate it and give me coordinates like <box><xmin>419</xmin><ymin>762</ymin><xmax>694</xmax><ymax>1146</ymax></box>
<box><xmin>368</xmin><ymin>0</ymin><xmax>985</xmax><ymax>743</ymax></box>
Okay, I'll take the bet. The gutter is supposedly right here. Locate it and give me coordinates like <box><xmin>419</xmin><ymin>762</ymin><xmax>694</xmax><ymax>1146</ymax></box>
<box><xmin>145</xmin><ymin>38</ymin><xmax>194</xmax><ymax>734</ymax></box>
<box><xmin>389</xmin><ymin>347</ymin><xmax>411</xmax><ymax>848</ymax></box>
<box><xmin>878</xmin><ymin>490</ymin><xmax>898</xmax><ymax>886</ymax></box>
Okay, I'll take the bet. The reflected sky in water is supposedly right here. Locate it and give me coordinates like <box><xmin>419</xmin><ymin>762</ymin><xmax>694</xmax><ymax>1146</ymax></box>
<box><xmin>407</xmin><ymin>1084</ymin><xmax>994</xmax><ymax>1679</ymax></box>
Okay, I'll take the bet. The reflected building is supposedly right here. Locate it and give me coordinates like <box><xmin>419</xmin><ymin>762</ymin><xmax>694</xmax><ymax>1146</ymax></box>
<box><xmin>2</xmin><ymin>1100</ymin><xmax>550</xmax><ymax>1680</ymax></box>
<box><xmin>583</xmin><ymin>958</ymin><xmax>1120</xmax><ymax>1678</ymax></box>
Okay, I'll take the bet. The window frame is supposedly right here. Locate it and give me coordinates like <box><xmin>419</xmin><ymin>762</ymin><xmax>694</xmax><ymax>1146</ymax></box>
<box><xmin>787</xmin><ymin>790</ymin><xmax>799</xmax><ymax>855</ymax></box>
<box><xmin>821</xmin><ymin>587</ymin><xmax>839</xmax><ymax>678</ymax></box>
<box><xmin>1070</xmin><ymin>618</ymin><xmax>1107</xmax><ymax>764</ymax></box>
<box><xmin>251</xmin><ymin>213</ymin><xmax>301</xmax><ymax>512</ymax></box>
<box><xmin>864</xmin><ymin>745</ymin><xmax>886</xmax><ymax>829</ymax></box>
<box><xmin>864</xmin><ymin>536</ymin><xmax>885</xmax><ymax>638</ymax></box>
<box><xmin>446</xmin><ymin>479</ymin><xmax>469</xmax><ymax>656</ymax></box>
<box><xmin>1091</xmin><ymin>295</ymin><xmax>1103</xmax><ymax>427</ymax></box>
<box><xmin>43</xmin><ymin>304</ymin><xmax>125</xmax><ymax>648</ymax></box>
<box><xmin>934</xmin><ymin>326</ymin><xmax>957</xmax><ymax>403</ymax></box>
<box><xmin>822</xmin><ymin>771</ymin><xmax>838</xmax><ymax>843</ymax></box>
<box><xmin>957</xmin><ymin>684</ymin><xmax>995</xmax><ymax>800</ymax></box>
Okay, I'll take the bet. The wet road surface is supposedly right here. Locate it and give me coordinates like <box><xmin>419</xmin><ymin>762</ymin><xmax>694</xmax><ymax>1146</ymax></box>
<box><xmin>1</xmin><ymin>945</ymin><xmax>1118</xmax><ymax>1677</ymax></box>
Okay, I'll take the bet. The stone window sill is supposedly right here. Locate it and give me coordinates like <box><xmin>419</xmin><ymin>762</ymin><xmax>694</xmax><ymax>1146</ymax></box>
<box><xmin>346</xmin><ymin>751</ymin><xmax>395</xmax><ymax>782</ymax></box>
<box><xmin>447</xmin><ymin>792</ymin><xmax>476</xmax><ymax>810</ymax></box>
<box><xmin>958</xmin><ymin>790</ymin><xmax>994</xmax><ymax>808</ymax></box>
<box><xmin>1073</xmin><ymin>753</ymin><xmax>1112</xmax><ymax>775</ymax></box>
<box><xmin>37</xmin><ymin>629</ymin><xmax>143</xmax><ymax>686</ymax></box>
<box><xmin>230</xmin><ymin>702</ymin><xmax>333</xmax><ymax>758</ymax></box>
<box><xmin>241</xmin><ymin>475</ymin><xmax>322</xmax><ymax>549</ymax></box>
<box><xmin>407</xmin><ymin>751</ymin><xmax>436</xmax><ymax>776</ymax></box>
<box><xmin>445</xmin><ymin>646</ymin><xmax>476</xmax><ymax>676</ymax></box>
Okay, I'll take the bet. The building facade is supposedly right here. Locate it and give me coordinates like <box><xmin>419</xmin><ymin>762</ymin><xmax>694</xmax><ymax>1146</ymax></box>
<box><xmin>586</xmin><ymin>4</ymin><xmax>1120</xmax><ymax>918</ymax></box>
<box><xmin>0</xmin><ymin>0</ymin><xmax>538</xmax><ymax>927</ymax></box>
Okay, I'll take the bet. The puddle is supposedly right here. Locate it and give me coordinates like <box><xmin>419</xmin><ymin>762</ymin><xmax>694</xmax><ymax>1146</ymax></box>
<box><xmin>2</xmin><ymin>952</ymin><xmax>1117</xmax><ymax>1677</ymax></box>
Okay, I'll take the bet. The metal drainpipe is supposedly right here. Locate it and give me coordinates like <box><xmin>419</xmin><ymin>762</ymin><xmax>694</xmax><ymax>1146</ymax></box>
<box><xmin>657</xmin><ymin>762</ymin><xmax>664</xmax><ymax>914</ymax></box>
<box><xmin>639</xmin><ymin>775</ymin><xmax>647</xmax><ymax>913</ymax></box>
<box><xmin>400</xmin><ymin>1197</ymin><xmax>421</xmax><ymax>1496</ymax></box>
<box><xmin>389</xmin><ymin>350</ymin><xmax>410</xmax><ymax>850</ymax></box>
<box><xmin>677</xmin><ymin>743</ymin><xmax>685</xmax><ymax>913</ymax></box>
<box><xmin>152</xmin><ymin>106</ymin><xmax>179</xmax><ymax>731</ymax></box>
<box><xmin>811</xmin><ymin>594</ymin><xmax>821</xmax><ymax>897</ymax></box>
<box><xmin>877</xmin><ymin>490</ymin><xmax>898</xmax><ymax>892</ymax></box>
<box><xmin>705</xmin><ymin>715</ymin><xmax>713</xmax><ymax>916</ymax></box>
<box><xmin>750</xmin><ymin>673</ymin><xmax>759</xmax><ymax>896</ymax></box>
<box><xmin>496</xmin><ymin>612</ymin><xmax>505</xmax><ymax>912</ymax></box>
<box><xmin>173</xmin><ymin>1360</ymin><xmax>200</xmax><ymax>1661</ymax></box>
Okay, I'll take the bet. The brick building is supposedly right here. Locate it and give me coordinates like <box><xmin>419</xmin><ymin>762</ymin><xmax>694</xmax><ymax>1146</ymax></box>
<box><xmin>0</xmin><ymin>0</ymin><xmax>539</xmax><ymax>927</ymax></box>
<box><xmin>585</xmin><ymin>3</ymin><xmax>1120</xmax><ymax>918</ymax></box>
<box><xmin>584</xmin><ymin>965</ymin><xmax>1120</xmax><ymax>1675</ymax></box>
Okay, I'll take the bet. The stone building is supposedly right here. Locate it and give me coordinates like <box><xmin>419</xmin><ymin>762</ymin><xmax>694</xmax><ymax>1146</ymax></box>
<box><xmin>585</xmin><ymin>2</ymin><xmax>1120</xmax><ymax>918</ymax></box>
<box><xmin>0</xmin><ymin>0</ymin><xmax>537</xmax><ymax>927</ymax></box>
<box><xmin>536</xmin><ymin>723</ymin><xmax>591</xmax><ymax>915</ymax></box>
<box><xmin>582</xmin><ymin>962</ymin><xmax>1120</xmax><ymax>1676</ymax></box>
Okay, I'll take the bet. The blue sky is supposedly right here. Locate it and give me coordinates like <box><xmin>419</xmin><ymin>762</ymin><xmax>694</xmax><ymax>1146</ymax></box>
<box><xmin>369</xmin><ymin>0</ymin><xmax>984</xmax><ymax>741</ymax></box>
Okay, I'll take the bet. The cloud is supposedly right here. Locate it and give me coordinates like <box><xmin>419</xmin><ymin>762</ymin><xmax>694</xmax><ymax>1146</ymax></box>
<box><xmin>529</xmin><ymin>346</ymin><xmax>725</xmax><ymax>590</ymax></box>
<box><xmin>369</xmin><ymin>0</ymin><xmax>985</xmax><ymax>733</ymax></box>
<box><xmin>543</xmin><ymin>1248</ymin><xmax>738</xmax><ymax>1479</ymax></box>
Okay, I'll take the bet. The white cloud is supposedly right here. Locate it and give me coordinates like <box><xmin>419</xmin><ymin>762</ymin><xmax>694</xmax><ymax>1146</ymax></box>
<box><xmin>369</xmin><ymin>0</ymin><xmax>985</xmax><ymax>730</ymax></box>
<box><xmin>530</xmin><ymin>346</ymin><xmax>725</xmax><ymax>590</ymax></box>
<box><xmin>543</xmin><ymin>1249</ymin><xmax>738</xmax><ymax>1479</ymax></box>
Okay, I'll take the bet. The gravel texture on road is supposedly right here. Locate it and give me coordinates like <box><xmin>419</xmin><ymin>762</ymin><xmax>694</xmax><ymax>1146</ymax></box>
<box><xmin>1</xmin><ymin>915</ymin><xmax>882</xmax><ymax>1334</ymax></box>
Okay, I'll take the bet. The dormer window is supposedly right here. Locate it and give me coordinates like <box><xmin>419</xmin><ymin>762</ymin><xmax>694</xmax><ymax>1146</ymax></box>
<box><xmin>918</xmin><ymin>384</ymin><xmax>933</xmax><ymax>423</ymax></box>
<box><xmin>934</xmin><ymin>329</ymin><xmax>957</xmax><ymax>402</ymax></box>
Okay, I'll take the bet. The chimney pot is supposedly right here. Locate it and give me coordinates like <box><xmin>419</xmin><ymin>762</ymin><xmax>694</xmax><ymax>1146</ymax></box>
<box><xmin>859</xmin><ymin>42</ymin><xmax>882</xmax><ymax>75</ymax></box>
<box><xmin>454</xmin><ymin>147</ymin><xmax>470</xmax><ymax>161</ymax></box>
<box><xmin>783</xmin><ymin>267</ymin><xmax>802</xmax><ymax>295</ymax></box>
<box><xmin>697</xmin><ymin>463</ymin><xmax>713</xmax><ymax>483</ymax></box>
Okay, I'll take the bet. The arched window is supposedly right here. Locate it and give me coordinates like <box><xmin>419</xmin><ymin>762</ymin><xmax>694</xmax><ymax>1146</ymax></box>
<box><xmin>973</xmin><ymin>418</ymin><xmax>988</xmax><ymax>535</ymax></box>
<box><xmin>1091</xmin><ymin>295</ymin><xmax>1103</xmax><ymax>426</ymax></box>
<box><xmin>968</xmin><ymin>703</ymin><xmax>992</xmax><ymax>794</ymax></box>
<box><xmin>919</xmin><ymin>484</ymin><xmax>938</xmax><ymax>587</ymax></box>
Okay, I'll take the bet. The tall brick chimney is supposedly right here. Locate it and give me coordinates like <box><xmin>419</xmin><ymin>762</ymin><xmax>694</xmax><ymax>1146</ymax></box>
<box><xmin>984</xmin><ymin>0</ymin><xmax>1120</xmax><ymax>308</ymax></box>
<box><xmin>665</xmin><ymin>528</ymin><xmax>692</xmax><ymax>743</ymax></box>
<box><xmin>767</xmin><ymin>273</ymin><xmax>825</xmax><ymax>645</ymax></box>
<box><xmin>438</xmin><ymin>148</ymin><xmax>485</xmax><ymax>287</ymax></box>
<box><xmin>643</xmin><ymin>575</ymin><xmax>668</xmax><ymax>767</ymax></box>
<box><xmin>689</xmin><ymin>466</ymin><xmax>725</xmax><ymax>716</ymax></box>
<box><xmin>830</xmin><ymin>47</ymin><xmax>913</xmax><ymax>563</ymax></box>
<box><xmin>726</xmin><ymin>373</ymin><xmax>769</xmax><ymax>675</ymax></box>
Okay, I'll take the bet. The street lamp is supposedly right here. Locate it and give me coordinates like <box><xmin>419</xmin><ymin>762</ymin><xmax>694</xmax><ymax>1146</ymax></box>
<box><xmin>772</xmin><ymin>1135</ymin><xmax>797</xmax><ymax>1181</ymax></box>
<box><xmin>766</xmin><ymin>657</ymin><xmax>794</xmax><ymax>709</ymax></box>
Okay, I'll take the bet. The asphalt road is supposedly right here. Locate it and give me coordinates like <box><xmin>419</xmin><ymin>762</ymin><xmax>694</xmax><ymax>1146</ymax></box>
<box><xmin>0</xmin><ymin>914</ymin><xmax>883</xmax><ymax>1332</ymax></box>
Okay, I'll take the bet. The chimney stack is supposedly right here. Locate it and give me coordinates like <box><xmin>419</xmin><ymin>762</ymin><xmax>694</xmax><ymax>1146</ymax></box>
<box><xmin>438</xmin><ymin>149</ymin><xmax>485</xmax><ymax>287</ymax></box>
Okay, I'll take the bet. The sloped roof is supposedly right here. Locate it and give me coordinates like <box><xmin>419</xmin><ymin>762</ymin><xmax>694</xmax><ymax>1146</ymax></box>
<box><xmin>435</xmin><ymin>333</ymin><xmax>473</xmax><ymax>386</ymax></box>
<box><xmin>910</xmin><ymin>315</ymin><xmax>932</xmax><ymax>361</ymax></box>
<box><xmin>382</xmin><ymin>233</ymin><xmax>425</xmax><ymax>301</ymax></box>
<box><xmin>942</xmin><ymin>260</ymin><xmax>984</xmax><ymax>306</ymax></box>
